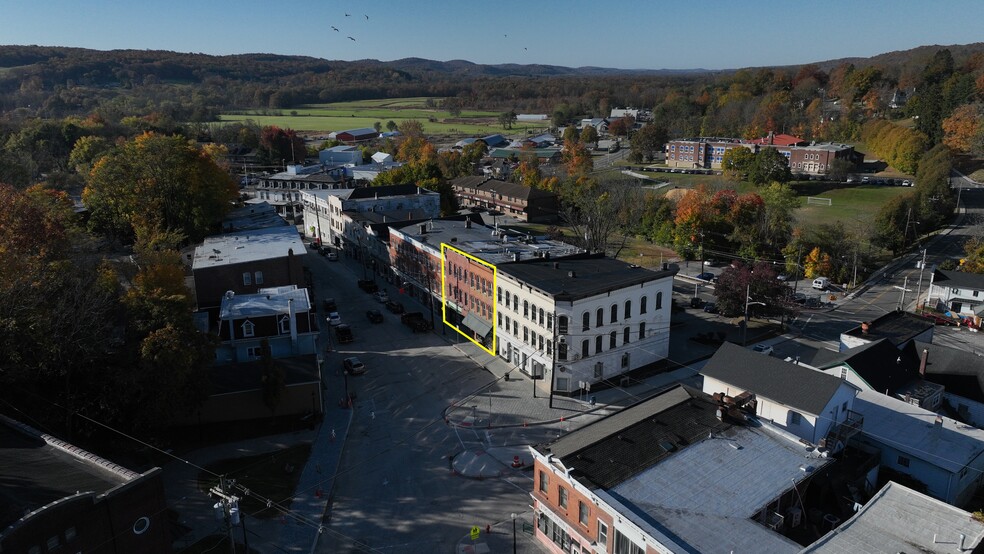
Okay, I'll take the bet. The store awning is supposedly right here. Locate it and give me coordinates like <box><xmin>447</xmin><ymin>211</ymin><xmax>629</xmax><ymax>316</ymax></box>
<box><xmin>461</xmin><ymin>313</ymin><xmax>493</xmax><ymax>337</ymax></box>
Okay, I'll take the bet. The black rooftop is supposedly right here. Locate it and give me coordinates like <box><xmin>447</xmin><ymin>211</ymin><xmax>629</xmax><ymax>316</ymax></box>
<box><xmin>842</xmin><ymin>311</ymin><xmax>934</xmax><ymax>346</ymax></box>
<box><xmin>702</xmin><ymin>342</ymin><xmax>850</xmax><ymax>416</ymax></box>
<box><xmin>347</xmin><ymin>183</ymin><xmax>427</xmax><ymax>199</ymax></box>
<box><xmin>814</xmin><ymin>338</ymin><xmax>920</xmax><ymax>395</ymax></box>
<box><xmin>932</xmin><ymin>270</ymin><xmax>984</xmax><ymax>291</ymax></box>
<box><xmin>498</xmin><ymin>254</ymin><xmax>677</xmax><ymax>301</ymax></box>
<box><xmin>0</xmin><ymin>418</ymin><xmax>132</xmax><ymax>530</ymax></box>
<box><xmin>535</xmin><ymin>386</ymin><xmax>734</xmax><ymax>489</ymax></box>
<box><xmin>903</xmin><ymin>340</ymin><xmax>984</xmax><ymax>402</ymax></box>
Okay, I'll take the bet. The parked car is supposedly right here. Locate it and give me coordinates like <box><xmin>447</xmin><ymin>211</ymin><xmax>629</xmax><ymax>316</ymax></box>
<box><xmin>323</xmin><ymin>298</ymin><xmax>337</xmax><ymax>311</ymax></box>
<box><xmin>902</xmin><ymin>179</ymin><xmax>912</xmax><ymax>187</ymax></box>
<box><xmin>702</xmin><ymin>302</ymin><xmax>718</xmax><ymax>314</ymax></box>
<box><xmin>327</xmin><ymin>311</ymin><xmax>342</xmax><ymax>326</ymax></box>
<box><xmin>752</xmin><ymin>344</ymin><xmax>774</xmax><ymax>356</ymax></box>
<box><xmin>357</xmin><ymin>280</ymin><xmax>379</xmax><ymax>293</ymax></box>
<box><xmin>385</xmin><ymin>300</ymin><xmax>405</xmax><ymax>314</ymax></box>
<box><xmin>366</xmin><ymin>309</ymin><xmax>384</xmax><ymax>324</ymax></box>
<box><xmin>696</xmin><ymin>272</ymin><xmax>715</xmax><ymax>282</ymax></box>
<box><xmin>373</xmin><ymin>290</ymin><xmax>389</xmax><ymax>303</ymax></box>
<box><xmin>805</xmin><ymin>297</ymin><xmax>823</xmax><ymax>309</ymax></box>
<box><xmin>335</xmin><ymin>324</ymin><xmax>354</xmax><ymax>343</ymax></box>
<box><xmin>343</xmin><ymin>356</ymin><xmax>366</xmax><ymax>375</ymax></box>
<box><xmin>326</xmin><ymin>251</ymin><xmax>338</xmax><ymax>261</ymax></box>
<box><xmin>812</xmin><ymin>277</ymin><xmax>830</xmax><ymax>290</ymax></box>
<box><xmin>401</xmin><ymin>311</ymin><xmax>431</xmax><ymax>332</ymax></box>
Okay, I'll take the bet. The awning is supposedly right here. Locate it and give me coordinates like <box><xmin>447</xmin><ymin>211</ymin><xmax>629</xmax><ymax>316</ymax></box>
<box><xmin>461</xmin><ymin>313</ymin><xmax>493</xmax><ymax>337</ymax></box>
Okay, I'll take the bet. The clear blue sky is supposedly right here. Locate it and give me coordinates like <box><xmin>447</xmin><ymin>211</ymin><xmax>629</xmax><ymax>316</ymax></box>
<box><xmin>3</xmin><ymin>0</ymin><xmax>982</xmax><ymax>70</ymax></box>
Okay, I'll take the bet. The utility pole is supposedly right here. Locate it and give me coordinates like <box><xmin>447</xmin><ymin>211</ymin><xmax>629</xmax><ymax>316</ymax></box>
<box><xmin>915</xmin><ymin>248</ymin><xmax>928</xmax><ymax>312</ymax></box>
<box><xmin>211</xmin><ymin>477</ymin><xmax>247</xmax><ymax>554</ymax></box>
<box><xmin>894</xmin><ymin>277</ymin><xmax>911</xmax><ymax>312</ymax></box>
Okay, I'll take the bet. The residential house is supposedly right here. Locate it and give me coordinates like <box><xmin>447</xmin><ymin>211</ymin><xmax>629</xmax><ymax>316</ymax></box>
<box><xmin>0</xmin><ymin>415</ymin><xmax>170</xmax><ymax>554</ymax></box>
<box><xmin>214</xmin><ymin>285</ymin><xmax>319</xmax><ymax>364</ymax></box>
<box><xmin>801</xmin><ymin>481</ymin><xmax>984</xmax><ymax>553</ymax></box>
<box><xmin>578</xmin><ymin>118</ymin><xmax>609</xmax><ymax>133</ymax></box>
<box><xmin>531</xmin><ymin>385</ymin><xmax>834</xmax><ymax>554</ymax></box>
<box><xmin>449</xmin><ymin>176</ymin><xmax>560</xmax><ymax>222</ymax></box>
<box><xmin>488</xmin><ymin>147</ymin><xmax>562</xmax><ymax>163</ymax></box>
<box><xmin>839</xmin><ymin>311</ymin><xmax>934</xmax><ymax>352</ymax></box>
<box><xmin>928</xmin><ymin>269</ymin><xmax>984</xmax><ymax>319</ymax></box>
<box><xmin>191</xmin><ymin>225</ymin><xmax>307</xmax><ymax>309</ymax></box>
<box><xmin>701</xmin><ymin>343</ymin><xmax>862</xmax><ymax>450</ymax></box>
<box><xmin>479</xmin><ymin>134</ymin><xmax>508</xmax><ymax>148</ymax></box>
<box><xmin>852</xmin><ymin>389</ymin><xmax>984</xmax><ymax>507</ymax></box>
<box><xmin>497</xmin><ymin>254</ymin><xmax>675</xmax><ymax>393</ymax></box>
<box><xmin>901</xmin><ymin>340</ymin><xmax>984</xmax><ymax>428</ymax></box>
<box><xmin>813</xmin><ymin>338</ymin><xmax>944</xmax><ymax>412</ymax></box>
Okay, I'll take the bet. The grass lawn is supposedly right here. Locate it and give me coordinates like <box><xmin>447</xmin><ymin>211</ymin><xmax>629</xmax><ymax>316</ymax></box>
<box><xmin>792</xmin><ymin>183</ymin><xmax>909</xmax><ymax>229</ymax></box>
<box><xmin>197</xmin><ymin>443</ymin><xmax>312</xmax><ymax>520</ymax></box>
<box><xmin>218</xmin><ymin>97</ymin><xmax>520</xmax><ymax>136</ymax></box>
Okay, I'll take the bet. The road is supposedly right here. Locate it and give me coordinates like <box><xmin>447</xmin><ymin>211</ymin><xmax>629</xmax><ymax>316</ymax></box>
<box><xmin>308</xmin><ymin>249</ymin><xmax>558</xmax><ymax>553</ymax></box>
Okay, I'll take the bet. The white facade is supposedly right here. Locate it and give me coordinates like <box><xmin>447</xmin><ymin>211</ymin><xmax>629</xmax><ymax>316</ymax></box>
<box><xmin>929</xmin><ymin>281</ymin><xmax>984</xmax><ymax>315</ymax></box>
<box><xmin>702</xmin><ymin>374</ymin><xmax>858</xmax><ymax>445</ymax></box>
<box><xmin>318</xmin><ymin>145</ymin><xmax>363</xmax><ymax>166</ymax></box>
<box><xmin>496</xmin><ymin>268</ymin><xmax>673</xmax><ymax>393</ymax></box>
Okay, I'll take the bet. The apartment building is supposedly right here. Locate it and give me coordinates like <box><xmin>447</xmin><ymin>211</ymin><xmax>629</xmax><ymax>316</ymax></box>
<box><xmin>497</xmin><ymin>255</ymin><xmax>676</xmax><ymax>394</ymax></box>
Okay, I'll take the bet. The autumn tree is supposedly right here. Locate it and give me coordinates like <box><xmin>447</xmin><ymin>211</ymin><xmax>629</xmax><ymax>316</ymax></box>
<box><xmin>803</xmin><ymin>246</ymin><xmax>833</xmax><ymax>279</ymax></box>
<box><xmin>721</xmin><ymin>146</ymin><xmax>755</xmax><ymax>181</ymax></box>
<box><xmin>562</xmin><ymin>138</ymin><xmax>593</xmax><ymax>177</ymax></box>
<box><xmin>580</xmin><ymin>125</ymin><xmax>600</xmax><ymax>149</ymax></box>
<box><xmin>962</xmin><ymin>237</ymin><xmax>984</xmax><ymax>274</ymax></box>
<box><xmin>748</xmin><ymin>147</ymin><xmax>792</xmax><ymax>185</ymax></box>
<box><xmin>943</xmin><ymin>104</ymin><xmax>984</xmax><ymax>154</ymax></box>
<box><xmin>83</xmin><ymin>132</ymin><xmax>238</xmax><ymax>242</ymax></box>
<box><xmin>714</xmin><ymin>260</ymin><xmax>790</xmax><ymax>318</ymax></box>
<box><xmin>259</xmin><ymin>125</ymin><xmax>305</xmax><ymax>164</ymax></box>
<box><xmin>498</xmin><ymin>110</ymin><xmax>517</xmax><ymax>129</ymax></box>
<box><xmin>629</xmin><ymin>123</ymin><xmax>668</xmax><ymax>163</ymax></box>
<box><xmin>398</xmin><ymin>119</ymin><xmax>424</xmax><ymax>139</ymax></box>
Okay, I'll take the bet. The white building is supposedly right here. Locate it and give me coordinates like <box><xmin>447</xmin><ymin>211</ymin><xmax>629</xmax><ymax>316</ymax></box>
<box><xmin>928</xmin><ymin>269</ymin><xmax>984</xmax><ymax>317</ymax></box>
<box><xmin>497</xmin><ymin>255</ymin><xmax>676</xmax><ymax>394</ymax></box>
<box><xmin>701</xmin><ymin>343</ymin><xmax>862</xmax><ymax>451</ymax></box>
<box><xmin>319</xmin><ymin>145</ymin><xmax>363</xmax><ymax>166</ymax></box>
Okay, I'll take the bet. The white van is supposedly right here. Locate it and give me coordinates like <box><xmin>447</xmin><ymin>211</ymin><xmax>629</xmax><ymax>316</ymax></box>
<box><xmin>812</xmin><ymin>277</ymin><xmax>830</xmax><ymax>290</ymax></box>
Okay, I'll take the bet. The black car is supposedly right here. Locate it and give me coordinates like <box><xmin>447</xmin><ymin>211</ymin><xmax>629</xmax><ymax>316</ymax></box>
<box><xmin>357</xmin><ymin>280</ymin><xmax>379</xmax><ymax>293</ymax></box>
<box><xmin>703</xmin><ymin>302</ymin><xmax>718</xmax><ymax>314</ymax></box>
<box><xmin>366</xmin><ymin>309</ymin><xmax>384</xmax><ymax>323</ymax></box>
<box><xmin>335</xmin><ymin>324</ymin><xmax>354</xmax><ymax>343</ymax></box>
<box><xmin>385</xmin><ymin>300</ymin><xmax>405</xmax><ymax>314</ymax></box>
<box><xmin>322</xmin><ymin>298</ymin><xmax>337</xmax><ymax>311</ymax></box>
<box><xmin>696</xmin><ymin>272</ymin><xmax>715</xmax><ymax>282</ymax></box>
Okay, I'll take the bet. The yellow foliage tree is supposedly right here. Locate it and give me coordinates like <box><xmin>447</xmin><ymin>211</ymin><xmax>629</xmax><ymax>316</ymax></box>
<box><xmin>803</xmin><ymin>246</ymin><xmax>833</xmax><ymax>279</ymax></box>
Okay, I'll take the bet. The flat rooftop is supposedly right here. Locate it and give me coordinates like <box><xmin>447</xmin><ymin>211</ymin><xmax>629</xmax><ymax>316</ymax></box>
<box><xmin>842</xmin><ymin>311</ymin><xmax>933</xmax><ymax>346</ymax></box>
<box><xmin>219</xmin><ymin>286</ymin><xmax>310</xmax><ymax>319</ymax></box>
<box><xmin>0</xmin><ymin>418</ymin><xmax>135</xmax><ymax>530</ymax></box>
<box><xmin>193</xmin><ymin>225</ymin><xmax>306</xmax><ymax>270</ymax></box>
<box><xmin>394</xmin><ymin>219</ymin><xmax>581</xmax><ymax>265</ymax></box>
<box><xmin>498</xmin><ymin>254</ymin><xmax>677</xmax><ymax>301</ymax></box>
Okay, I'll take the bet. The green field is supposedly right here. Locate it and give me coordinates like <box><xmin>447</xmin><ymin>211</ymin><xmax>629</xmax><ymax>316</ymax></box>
<box><xmin>792</xmin><ymin>182</ymin><xmax>909</xmax><ymax>229</ymax></box>
<box><xmin>218</xmin><ymin>97</ymin><xmax>532</xmax><ymax>136</ymax></box>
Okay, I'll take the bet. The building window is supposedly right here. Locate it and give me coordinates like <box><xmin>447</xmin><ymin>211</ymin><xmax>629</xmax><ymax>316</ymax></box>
<box><xmin>558</xmin><ymin>342</ymin><xmax>567</xmax><ymax>361</ymax></box>
<box><xmin>279</xmin><ymin>314</ymin><xmax>291</xmax><ymax>334</ymax></box>
<box><xmin>243</xmin><ymin>272</ymin><xmax>252</xmax><ymax>285</ymax></box>
<box><xmin>539</xmin><ymin>307</ymin><xmax>545</xmax><ymax>325</ymax></box>
<box><xmin>513</xmin><ymin>321</ymin><xmax>518</xmax><ymax>336</ymax></box>
<box><xmin>610</xmin><ymin>331</ymin><xmax>617</xmax><ymax>348</ymax></box>
<box><xmin>579</xmin><ymin>501</ymin><xmax>589</xmax><ymax>526</ymax></box>
<box><xmin>623</xmin><ymin>327</ymin><xmax>630</xmax><ymax>344</ymax></box>
<box><xmin>582</xmin><ymin>312</ymin><xmax>590</xmax><ymax>332</ymax></box>
<box><xmin>640</xmin><ymin>296</ymin><xmax>648</xmax><ymax>314</ymax></box>
<box><xmin>558</xmin><ymin>316</ymin><xmax>568</xmax><ymax>334</ymax></box>
<box><xmin>523</xmin><ymin>327</ymin><xmax>529</xmax><ymax>343</ymax></box>
<box><xmin>789</xmin><ymin>412</ymin><xmax>802</xmax><ymax>425</ymax></box>
<box><xmin>598</xmin><ymin>522</ymin><xmax>608</xmax><ymax>546</ymax></box>
<box><xmin>505</xmin><ymin>315</ymin><xmax>510</xmax><ymax>329</ymax></box>
<box><xmin>546</xmin><ymin>340</ymin><xmax>552</xmax><ymax>355</ymax></box>
<box><xmin>246</xmin><ymin>346</ymin><xmax>261</xmax><ymax>358</ymax></box>
<box><xmin>254</xmin><ymin>271</ymin><xmax>264</xmax><ymax>285</ymax></box>
<box><xmin>524</xmin><ymin>300</ymin><xmax>529</xmax><ymax>318</ymax></box>
<box><xmin>242</xmin><ymin>320</ymin><xmax>255</xmax><ymax>338</ymax></box>
<box><xmin>498</xmin><ymin>287</ymin><xmax>502</xmax><ymax>303</ymax></box>
<box><xmin>505</xmin><ymin>290</ymin><xmax>510</xmax><ymax>305</ymax></box>
<box><xmin>581</xmin><ymin>339</ymin><xmax>589</xmax><ymax>358</ymax></box>
<box><xmin>594</xmin><ymin>362</ymin><xmax>603</xmax><ymax>378</ymax></box>
<box><xmin>595</xmin><ymin>335</ymin><xmax>603</xmax><ymax>353</ymax></box>
<box><xmin>558</xmin><ymin>486</ymin><xmax>568</xmax><ymax>509</ymax></box>
<box><xmin>639</xmin><ymin>322</ymin><xmax>646</xmax><ymax>339</ymax></box>
<box><xmin>539</xmin><ymin>335</ymin><xmax>544</xmax><ymax>352</ymax></box>
<box><xmin>613</xmin><ymin>530</ymin><xmax>643</xmax><ymax>554</ymax></box>
<box><xmin>611</xmin><ymin>304</ymin><xmax>618</xmax><ymax>322</ymax></box>
<box><xmin>624</xmin><ymin>300</ymin><xmax>632</xmax><ymax>318</ymax></box>
<box><xmin>547</xmin><ymin>313</ymin><xmax>553</xmax><ymax>331</ymax></box>
<box><xmin>539</xmin><ymin>470</ymin><xmax>549</xmax><ymax>493</ymax></box>
<box><xmin>656</xmin><ymin>291</ymin><xmax>663</xmax><ymax>310</ymax></box>
<box><xmin>596</xmin><ymin>308</ymin><xmax>604</xmax><ymax>327</ymax></box>
<box><xmin>498</xmin><ymin>313</ymin><xmax>502</xmax><ymax>326</ymax></box>
<box><xmin>621</xmin><ymin>352</ymin><xmax>630</xmax><ymax>368</ymax></box>
<box><xmin>898</xmin><ymin>455</ymin><xmax>910</xmax><ymax>468</ymax></box>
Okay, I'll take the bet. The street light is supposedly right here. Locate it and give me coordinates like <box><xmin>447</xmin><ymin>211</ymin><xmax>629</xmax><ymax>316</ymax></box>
<box><xmin>743</xmin><ymin>284</ymin><xmax>766</xmax><ymax>346</ymax></box>
<box><xmin>511</xmin><ymin>513</ymin><xmax>517</xmax><ymax>554</ymax></box>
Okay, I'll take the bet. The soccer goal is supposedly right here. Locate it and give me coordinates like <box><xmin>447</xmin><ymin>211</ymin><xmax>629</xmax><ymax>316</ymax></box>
<box><xmin>807</xmin><ymin>197</ymin><xmax>832</xmax><ymax>207</ymax></box>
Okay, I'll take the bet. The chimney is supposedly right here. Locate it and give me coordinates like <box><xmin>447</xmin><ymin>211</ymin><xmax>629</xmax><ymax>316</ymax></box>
<box><xmin>919</xmin><ymin>348</ymin><xmax>929</xmax><ymax>377</ymax></box>
<box><xmin>418</xmin><ymin>223</ymin><xmax>427</xmax><ymax>235</ymax></box>
<box><xmin>934</xmin><ymin>414</ymin><xmax>944</xmax><ymax>428</ymax></box>
<box><xmin>514</xmin><ymin>252</ymin><xmax>521</xmax><ymax>262</ymax></box>
<box><xmin>860</xmin><ymin>321</ymin><xmax>870</xmax><ymax>335</ymax></box>
<box><xmin>568</xmin><ymin>271</ymin><xmax>576</xmax><ymax>278</ymax></box>
<box><xmin>465</xmin><ymin>219</ymin><xmax>472</xmax><ymax>229</ymax></box>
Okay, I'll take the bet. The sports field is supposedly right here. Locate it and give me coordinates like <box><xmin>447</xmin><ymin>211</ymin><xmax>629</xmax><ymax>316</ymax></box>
<box><xmin>218</xmin><ymin>97</ymin><xmax>540</xmax><ymax>136</ymax></box>
<box><xmin>792</xmin><ymin>183</ymin><xmax>910</xmax><ymax>229</ymax></box>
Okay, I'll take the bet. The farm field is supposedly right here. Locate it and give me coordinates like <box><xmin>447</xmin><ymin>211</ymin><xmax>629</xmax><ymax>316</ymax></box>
<box><xmin>218</xmin><ymin>97</ymin><xmax>538</xmax><ymax>136</ymax></box>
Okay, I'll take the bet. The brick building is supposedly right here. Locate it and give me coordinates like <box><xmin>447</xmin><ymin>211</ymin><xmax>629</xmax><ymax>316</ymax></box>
<box><xmin>450</xmin><ymin>176</ymin><xmax>560</xmax><ymax>222</ymax></box>
<box><xmin>666</xmin><ymin>133</ymin><xmax>859</xmax><ymax>176</ymax></box>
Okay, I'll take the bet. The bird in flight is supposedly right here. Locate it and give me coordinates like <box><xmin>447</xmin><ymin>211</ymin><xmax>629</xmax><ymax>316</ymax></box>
<box><xmin>344</xmin><ymin>12</ymin><xmax>350</xmax><ymax>16</ymax></box>
<box><xmin>524</xmin><ymin>47</ymin><xmax>528</xmax><ymax>51</ymax></box>
<box><xmin>364</xmin><ymin>14</ymin><xmax>369</xmax><ymax>20</ymax></box>
<box><xmin>503</xmin><ymin>34</ymin><xmax>507</xmax><ymax>38</ymax></box>
<box><xmin>347</xmin><ymin>36</ymin><xmax>356</xmax><ymax>41</ymax></box>
<box><xmin>331</xmin><ymin>26</ymin><xmax>339</xmax><ymax>32</ymax></box>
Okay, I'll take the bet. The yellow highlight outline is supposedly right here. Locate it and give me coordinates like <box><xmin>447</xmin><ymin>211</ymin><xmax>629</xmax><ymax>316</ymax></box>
<box><xmin>440</xmin><ymin>243</ymin><xmax>496</xmax><ymax>356</ymax></box>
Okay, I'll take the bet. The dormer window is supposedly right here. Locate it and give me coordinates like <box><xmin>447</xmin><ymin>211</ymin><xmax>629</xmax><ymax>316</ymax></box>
<box><xmin>279</xmin><ymin>315</ymin><xmax>291</xmax><ymax>334</ymax></box>
<box><xmin>242</xmin><ymin>320</ymin><xmax>255</xmax><ymax>337</ymax></box>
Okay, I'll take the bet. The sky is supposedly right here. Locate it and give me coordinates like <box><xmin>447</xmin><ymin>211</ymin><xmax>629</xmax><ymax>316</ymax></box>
<box><xmin>3</xmin><ymin>0</ymin><xmax>983</xmax><ymax>70</ymax></box>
